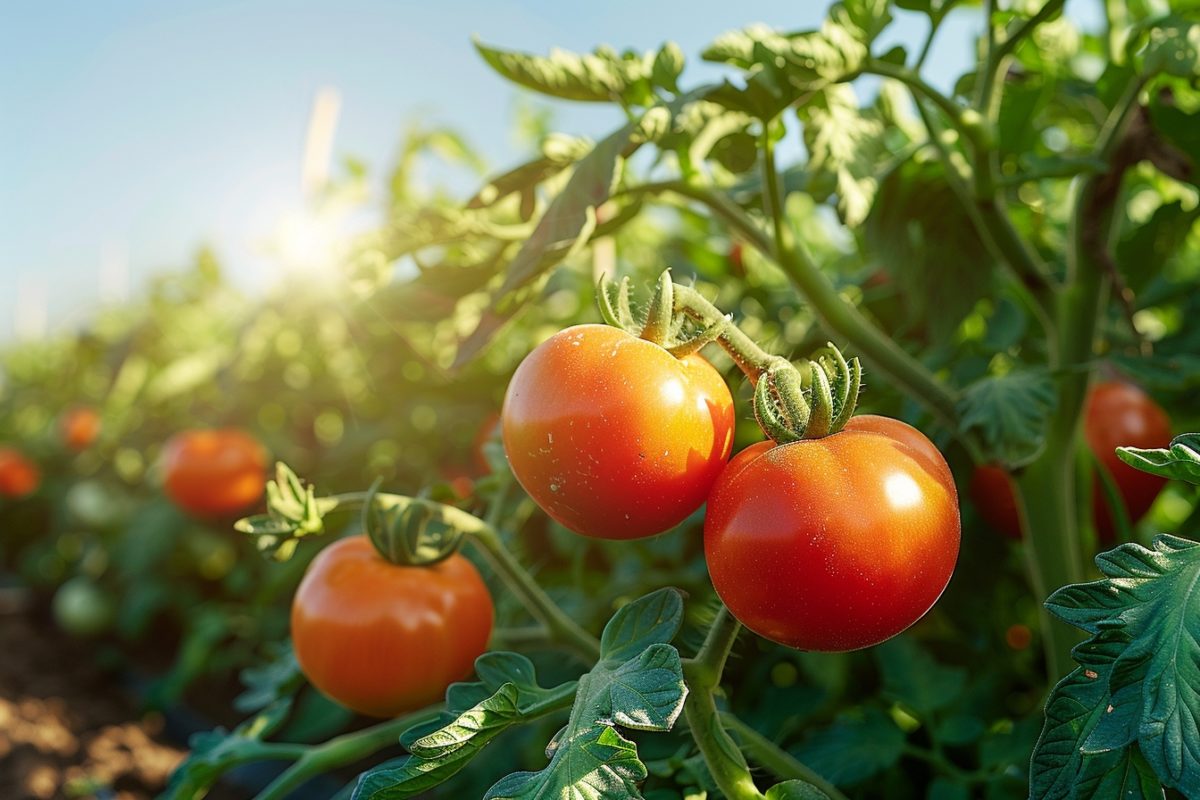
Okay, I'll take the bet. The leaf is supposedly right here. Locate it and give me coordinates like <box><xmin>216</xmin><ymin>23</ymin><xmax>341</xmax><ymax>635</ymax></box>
<box><xmin>1117</xmin><ymin>435</ymin><xmax>1200</xmax><ymax>485</ymax></box>
<box><xmin>765</xmin><ymin>779</ymin><xmax>834</xmax><ymax>799</ymax></box>
<box><xmin>651</xmin><ymin>42</ymin><xmax>685</xmax><ymax>93</ymax></box>
<box><xmin>600</xmin><ymin>587</ymin><xmax>685</xmax><ymax>663</ymax></box>
<box><xmin>792</xmin><ymin>708</ymin><xmax>905</xmax><ymax>785</ymax></box>
<box><xmin>356</xmin><ymin>590</ymin><xmax>688</xmax><ymax>800</ymax></box>
<box><xmin>233</xmin><ymin>643</ymin><xmax>303</xmax><ymax>712</ymax></box>
<box><xmin>957</xmin><ymin>370</ymin><xmax>1056</xmax><ymax>467</ymax></box>
<box><xmin>834</xmin><ymin>0</ymin><xmax>893</xmax><ymax>43</ymax></box>
<box><xmin>474</xmin><ymin>40</ymin><xmax>641</xmax><ymax>103</ymax></box>
<box><xmin>484</xmin><ymin>726</ymin><xmax>646</xmax><ymax>800</ymax></box>
<box><xmin>864</xmin><ymin>159</ymin><xmax>995</xmax><ymax>340</ymax></box>
<box><xmin>798</xmin><ymin>84</ymin><xmax>885</xmax><ymax>226</ymax></box>
<box><xmin>1037</xmin><ymin>535</ymin><xmax>1200</xmax><ymax>794</ymax></box>
<box><xmin>1138</xmin><ymin>18</ymin><xmax>1200</xmax><ymax>78</ymax></box>
<box><xmin>874</xmin><ymin>636</ymin><xmax>967</xmax><ymax>717</ymax></box>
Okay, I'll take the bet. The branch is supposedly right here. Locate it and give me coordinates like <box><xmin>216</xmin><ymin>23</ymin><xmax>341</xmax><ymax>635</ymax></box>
<box><xmin>995</xmin><ymin>0</ymin><xmax>1067</xmax><ymax>62</ymax></box>
<box><xmin>720</xmin><ymin>711</ymin><xmax>850</xmax><ymax>800</ymax></box>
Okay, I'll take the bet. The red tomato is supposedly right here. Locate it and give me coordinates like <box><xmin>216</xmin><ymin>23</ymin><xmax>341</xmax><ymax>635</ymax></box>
<box><xmin>705</xmin><ymin>415</ymin><xmax>960</xmax><ymax>651</ymax></box>
<box><xmin>161</xmin><ymin>429</ymin><xmax>268</xmax><ymax>518</ymax></box>
<box><xmin>291</xmin><ymin>535</ymin><xmax>494</xmax><ymax>717</ymax></box>
<box><xmin>502</xmin><ymin>324</ymin><xmax>735</xmax><ymax>540</ymax></box>
<box><xmin>0</xmin><ymin>447</ymin><xmax>40</xmax><ymax>499</ymax></box>
<box><xmin>61</xmin><ymin>407</ymin><xmax>101</xmax><ymax>451</ymax></box>
<box><xmin>971</xmin><ymin>381</ymin><xmax>1170</xmax><ymax>543</ymax></box>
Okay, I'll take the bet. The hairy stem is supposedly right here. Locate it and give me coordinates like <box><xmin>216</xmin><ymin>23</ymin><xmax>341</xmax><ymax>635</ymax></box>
<box><xmin>683</xmin><ymin>607</ymin><xmax>763</xmax><ymax>800</ymax></box>
<box><xmin>720</xmin><ymin>711</ymin><xmax>849</xmax><ymax>800</ymax></box>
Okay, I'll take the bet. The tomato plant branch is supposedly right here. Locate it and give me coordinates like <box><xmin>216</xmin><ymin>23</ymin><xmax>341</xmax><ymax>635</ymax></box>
<box><xmin>254</xmin><ymin>708</ymin><xmax>441</xmax><ymax>800</ymax></box>
<box><xmin>719</xmin><ymin>711</ymin><xmax>849</xmax><ymax>800</ymax></box>
<box><xmin>467</xmin><ymin>523</ymin><xmax>602</xmax><ymax>662</ymax></box>
<box><xmin>682</xmin><ymin>605</ymin><xmax>763</xmax><ymax>800</ymax></box>
<box><xmin>995</xmin><ymin>0</ymin><xmax>1066</xmax><ymax>62</ymax></box>
<box><xmin>757</xmin><ymin>124</ymin><xmax>966</xmax><ymax>435</ymax></box>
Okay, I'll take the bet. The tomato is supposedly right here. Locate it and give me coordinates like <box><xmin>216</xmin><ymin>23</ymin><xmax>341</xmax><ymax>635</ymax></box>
<box><xmin>161</xmin><ymin>429</ymin><xmax>268</xmax><ymax>518</ymax></box>
<box><xmin>971</xmin><ymin>381</ymin><xmax>1170</xmax><ymax>543</ymax></box>
<box><xmin>502</xmin><ymin>324</ymin><xmax>735</xmax><ymax>540</ymax></box>
<box><xmin>1085</xmin><ymin>381</ymin><xmax>1171</xmax><ymax>542</ymax></box>
<box><xmin>291</xmin><ymin>535</ymin><xmax>493</xmax><ymax>717</ymax></box>
<box><xmin>53</xmin><ymin>576</ymin><xmax>115</xmax><ymax>637</ymax></box>
<box><xmin>61</xmin><ymin>406</ymin><xmax>101</xmax><ymax>451</ymax></box>
<box><xmin>0</xmin><ymin>447</ymin><xmax>40</xmax><ymax>498</ymax></box>
<box><xmin>704</xmin><ymin>415</ymin><xmax>961</xmax><ymax>651</ymax></box>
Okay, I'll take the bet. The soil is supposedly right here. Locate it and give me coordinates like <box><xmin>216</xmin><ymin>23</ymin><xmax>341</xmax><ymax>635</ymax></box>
<box><xmin>0</xmin><ymin>606</ymin><xmax>185</xmax><ymax>800</ymax></box>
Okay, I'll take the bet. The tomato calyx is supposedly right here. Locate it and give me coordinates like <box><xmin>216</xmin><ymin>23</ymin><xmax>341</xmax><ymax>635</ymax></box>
<box><xmin>362</xmin><ymin>479</ymin><xmax>465</xmax><ymax>567</ymax></box>
<box><xmin>596</xmin><ymin>270</ymin><xmax>726</xmax><ymax>356</ymax></box>
<box><xmin>753</xmin><ymin>344</ymin><xmax>862</xmax><ymax>443</ymax></box>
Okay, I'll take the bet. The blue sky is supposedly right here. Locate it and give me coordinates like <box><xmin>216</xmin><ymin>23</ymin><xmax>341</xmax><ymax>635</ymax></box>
<box><xmin>0</xmin><ymin>1</ymin><xmax>1041</xmax><ymax>340</ymax></box>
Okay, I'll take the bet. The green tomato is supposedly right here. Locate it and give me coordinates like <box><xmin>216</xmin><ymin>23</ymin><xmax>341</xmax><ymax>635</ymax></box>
<box><xmin>52</xmin><ymin>577</ymin><xmax>115</xmax><ymax>637</ymax></box>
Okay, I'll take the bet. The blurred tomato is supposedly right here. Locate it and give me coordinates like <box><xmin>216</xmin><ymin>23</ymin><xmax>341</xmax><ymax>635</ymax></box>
<box><xmin>61</xmin><ymin>407</ymin><xmax>101</xmax><ymax>451</ymax></box>
<box><xmin>162</xmin><ymin>429</ymin><xmax>268</xmax><ymax>518</ymax></box>
<box><xmin>0</xmin><ymin>447</ymin><xmax>40</xmax><ymax>498</ymax></box>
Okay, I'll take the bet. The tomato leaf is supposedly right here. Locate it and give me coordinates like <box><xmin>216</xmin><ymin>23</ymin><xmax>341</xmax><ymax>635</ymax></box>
<box><xmin>957</xmin><ymin>370</ymin><xmax>1056</xmax><ymax>467</ymax></box>
<box><xmin>355</xmin><ymin>590</ymin><xmax>687</xmax><ymax>800</ymax></box>
<box><xmin>1032</xmin><ymin>535</ymin><xmax>1200</xmax><ymax>795</ymax></box>
<box><xmin>1117</xmin><ymin>434</ymin><xmax>1200</xmax><ymax>485</ymax></box>
<box><xmin>764</xmin><ymin>779</ymin><xmax>835</xmax><ymax>799</ymax></box>
<box><xmin>474</xmin><ymin>40</ymin><xmax>649</xmax><ymax>104</ymax></box>
<box><xmin>791</xmin><ymin>707</ymin><xmax>905</xmax><ymax>785</ymax></box>
<box><xmin>874</xmin><ymin>636</ymin><xmax>967</xmax><ymax>717</ymax></box>
<box><xmin>798</xmin><ymin>84</ymin><xmax>886</xmax><ymax>226</ymax></box>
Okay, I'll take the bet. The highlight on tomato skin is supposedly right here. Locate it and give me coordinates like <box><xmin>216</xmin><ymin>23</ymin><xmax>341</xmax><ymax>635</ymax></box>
<box><xmin>161</xmin><ymin>428</ymin><xmax>269</xmax><ymax>518</ymax></box>
<box><xmin>704</xmin><ymin>415</ymin><xmax>961</xmax><ymax>652</ymax></box>
<box><xmin>60</xmin><ymin>406</ymin><xmax>102</xmax><ymax>452</ymax></box>
<box><xmin>0</xmin><ymin>446</ymin><xmax>41</xmax><ymax>499</ymax></box>
<box><xmin>290</xmin><ymin>535</ymin><xmax>494</xmax><ymax>718</ymax></box>
<box><xmin>501</xmin><ymin>324</ymin><xmax>735</xmax><ymax>540</ymax></box>
<box><xmin>971</xmin><ymin>381</ymin><xmax>1171</xmax><ymax>543</ymax></box>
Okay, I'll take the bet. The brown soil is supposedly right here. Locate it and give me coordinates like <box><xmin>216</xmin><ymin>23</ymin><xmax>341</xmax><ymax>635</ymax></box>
<box><xmin>0</xmin><ymin>609</ymin><xmax>186</xmax><ymax>800</ymax></box>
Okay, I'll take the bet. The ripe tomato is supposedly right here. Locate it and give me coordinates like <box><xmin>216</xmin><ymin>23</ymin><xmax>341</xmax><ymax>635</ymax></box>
<box><xmin>0</xmin><ymin>447</ymin><xmax>40</xmax><ymax>498</ymax></box>
<box><xmin>971</xmin><ymin>381</ymin><xmax>1170</xmax><ymax>543</ymax></box>
<box><xmin>61</xmin><ymin>407</ymin><xmax>101</xmax><ymax>451</ymax></box>
<box><xmin>291</xmin><ymin>535</ymin><xmax>493</xmax><ymax>717</ymax></box>
<box><xmin>161</xmin><ymin>429</ymin><xmax>268</xmax><ymax>517</ymax></box>
<box><xmin>704</xmin><ymin>415</ymin><xmax>960</xmax><ymax>651</ymax></box>
<box><xmin>502</xmin><ymin>324</ymin><xmax>735</xmax><ymax>540</ymax></box>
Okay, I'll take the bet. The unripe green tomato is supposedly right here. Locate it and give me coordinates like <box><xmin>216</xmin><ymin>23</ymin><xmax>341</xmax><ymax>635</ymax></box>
<box><xmin>52</xmin><ymin>576</ymin><xmax>115</xmax><ymax>637</ymax></box>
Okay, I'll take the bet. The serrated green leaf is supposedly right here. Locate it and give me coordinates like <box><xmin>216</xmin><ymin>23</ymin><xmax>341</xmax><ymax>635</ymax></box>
<box><xmin>799</xmin><ymin>84</ymin><xmax>885</xmax><ymax>226</ymax></box>
<box><xmin>1117</xmin><ymin>435</ymin><xmax>1200</xmax><ymax>485</ymax></box>
<box><xmin>1037</xmin><ymin>536</ymin><xmax>1200</xmax><ymax>794</ymax></box>
<box><xmin>875</xmin><ymin>636</ymin><xmax>967</xmax><ymax>717</ymax></box>
<box><xmin>474</xmin><ymin>40</ymin><xmax>634</xmax><ymax>102</ymax></box>
<box><xmin>957</xmin><ymin>370</ymin><xmax>1056</xmax><ymax>467</ymax></box>
<box><xmin>792</xmin><ymin>708</ymin><xmax>905</xmax><ymax>785</ymax></box>
<box><xmin>600</xmin><ymin>587</ymin><xmax>685</xmax><ymax>662</ymax></box>
<box><xmin>651</xmin><ymin>42</ymin><xmax>685</xmax><ymax>92</ymax></box>
<box><xmin>484</xmin><ymin>726</ymin><xmax>647</xmax><ymax>800</ymax></box>
<box><xmin>833</xmin><ymin>0</ymin><xmax>893</xmax><ymax>43</ymax></box>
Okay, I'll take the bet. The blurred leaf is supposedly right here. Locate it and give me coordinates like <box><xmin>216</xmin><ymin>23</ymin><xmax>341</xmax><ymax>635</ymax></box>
<box><xmin>234</xmin><ymin>643</ymin><xmax>303</xmax><ymax>713</ymax></box>
<box><xmin>162</xmin><ymin>699</ymin><xmax>293</xmax><ymax>799</ymax></box>
<box><xmin>875</xmin><ymin>636</ymin><xmax>967</xmax><ymax>717</ymax></box>
<box><xmin>799</xmin><ymin>84</ymin><xmax>885</xmax><ymax>226</ymax></box>
<box><xmin>1117</xmin><ymin>434</ymin><xmax>1200</xmax><ymax>485</ymax></box>
<box><xmin>957</xmin><ymin>370</ymin><xmax>1056</xmax><ymax>467</ymax></box>
<box><xmin>792</xmin><ymin>708</ymin><xmax>905</xmax><ymax>785</ymax></box>
<box><xmin>765</xmin><ymin>779</ymin><xmax>834</xmax><ymax>799</ymax></box>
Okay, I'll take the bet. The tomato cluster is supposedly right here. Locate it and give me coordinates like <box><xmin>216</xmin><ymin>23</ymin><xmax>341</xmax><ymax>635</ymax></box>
<box><xmin>971</xmin><ymin>381</ymin><xmax>1170</xmax><ymax>543</ymax></box>
<box><xmin>500</xmin><ymin>324</ymin><xmax>961</xmax><ymax>652</ymax></box>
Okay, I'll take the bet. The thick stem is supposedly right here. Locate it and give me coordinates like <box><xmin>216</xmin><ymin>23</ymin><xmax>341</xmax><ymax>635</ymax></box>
<box><xmin>672</xmin><ymin>283</ymin><xmax>787</xmax><ymax>380</ymax></box>
<box><xmin>254</xmin><ymin>709</ymin><xmax>441</xmax><ymax>800</ymax></box>
<box><xmin>683</xmin><ymin>607</ymin><xmax>763</xmax><ymax>800</ymax></box>
<box><xmin>720</xmin><ymin>711</ymin><xmax>849</xmax><ymax>800</ymax></box>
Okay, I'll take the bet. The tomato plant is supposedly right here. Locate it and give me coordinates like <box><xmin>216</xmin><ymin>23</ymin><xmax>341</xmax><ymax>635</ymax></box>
<box><xmin>291</xmin><ymin>535</ymin><xmax>493</xmax><ymax>717</ymax></box>
<box><xmin>502</xmin><ymin>323</ymin><xmax>734</xmax><ymax>539</ymax></box>
<box><xmin>161</xmin><ymin>428</ymin><xmax>269</xmax><ymax>518</ymax></box>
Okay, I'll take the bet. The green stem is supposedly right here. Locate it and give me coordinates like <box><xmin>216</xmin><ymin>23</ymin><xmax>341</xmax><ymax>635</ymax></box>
<box><xmin>914</xmin><ymin>13</ymin><xmax>943</xmax><ymax>70</ymax></box>
<box><xmin>758</xmin><ymin>127</ymin><xmax>964</xmax><ymax>434</ymax></box>
<box><xmin>683</xmin><ymin>607</ymin><xmax>763</xmax><ymax>800</ymax></box>
<box><xmin>995</xmin><ymin>0</ymin><xmax>1067</xmax><ymax>62</ymax></box>
<box><xmin>720</xmin><ymin>711</ymin><xmax>849</xmax><ymax>800</ymax></box>
<box><xmin>671</xmin><ymin>282</ymin><xmax>787</xmax><ymax>380</ymax></box>
<box><xmin>975</xmin><ymin>0</ymin><xmax>999</xmax><ymax>111</ymax></box>
<box><xmin>254</xmin><ymin>709</ymin><xmax>441</xmax><ymax>800</ymax></box>
<box><xmin>859</xmin><ymin>59</ymin><xmax>977</xmax><ymax>148</ymax></box>
<box><xmin>467</xmin><ymin>523</ymin><xmax>602</xmax><ymax>662</ymax></box>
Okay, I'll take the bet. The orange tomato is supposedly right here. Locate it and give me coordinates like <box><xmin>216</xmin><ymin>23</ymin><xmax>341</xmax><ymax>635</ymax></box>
<box><xmin>0</xmin><ymin>447</ymin><xmax>40</xmax><ymax>498</ymax></box>
<box><xmin>161</xmin><ymin>429</ymin><xmax>268</xmax><ymax>517</ymax></box>
<box><xmin>291</xmin><ymin>535</ymin><xmax>494</xmax><ymax>717</ymax></box>
<box><xmin>61</xmin><ymin>407</ymin><xmax>101</xmax><ymax>451</ymax></box>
